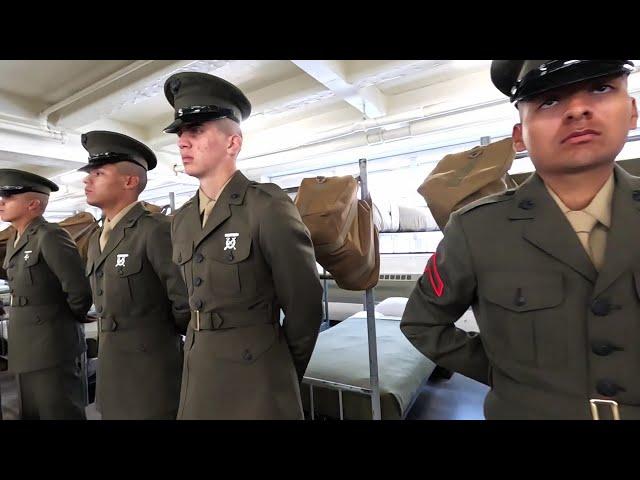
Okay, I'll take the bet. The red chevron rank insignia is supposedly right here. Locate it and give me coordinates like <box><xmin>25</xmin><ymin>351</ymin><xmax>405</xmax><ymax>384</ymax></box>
<box><xmin>424</xmin><ymin>253</ymin><xmax>444</xmax><ymax>297</ymax></box>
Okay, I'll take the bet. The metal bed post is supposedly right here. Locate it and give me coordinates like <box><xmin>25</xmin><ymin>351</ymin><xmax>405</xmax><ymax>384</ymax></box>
<box><xmin>359</xmin><ymin>158</ymin><xmax>382</xmax><ymax>420</ymax></box>
<box><xmin>321</xmin><ymin>267</ymin><xmax>330</xmax><ymax>332</ymax></box>
<box><xmin>169</xmin><ymin>192</ymin><xmax>176</xmax><ymax>214</ymax></box>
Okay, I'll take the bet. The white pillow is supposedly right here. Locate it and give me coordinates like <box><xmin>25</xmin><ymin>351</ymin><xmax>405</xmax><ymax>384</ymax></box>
<box><xmin>375</xmin><ymin>297</ymin><xmax>409</xmax><ymax>317</ymax></box>
<box><xmin>372</xmin><ymin>197</ymin><xmax>400</xmax><ymax>232</ymax></box>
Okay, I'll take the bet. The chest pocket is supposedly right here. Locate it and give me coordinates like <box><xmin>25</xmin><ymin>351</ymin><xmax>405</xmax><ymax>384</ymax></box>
<box><xmin>481</xmin><ymin>271</ymin><xmax>563</xmax><ymax>312</ymax></box>
<box><xmin>102</xmin><ymin>254</ymin><xmax>143</xmax><ymax>305</ymax></box>
<box><xmin>208</xmin><ymin>233</ymin><xmax>252</xmax><ymax>265</ymax></box>
<box><xmin>108</xmin><ymin>254</ymin><xmax>143</xmax><ymax>278</ymax></box>
<box><xmin>20</xmin><ymin>249</ymin><xmax>41</xmax><ymax>285</ymax></box>
<box><xmin>480</xmin><ymin>271</ymin><xmax>566</xmax><ymax>368</ymax></box>
<box><xmin>173</xmin><ymin>242</ymin><xmax>194</xmax><ymax>266</ymax></box>
<box><xmin>173</xmin><ymin>242</ymin><xmax>194</xmax><ymax>286</ymax></box>
<box><xmin>22</xmin><ymin>249</ymin><xmax>40</xmax><ymax>266</ymax></box>
<box><xmin>198</xmin><ymin>234</ymin><xmax>252</xmax><ymax>297</ymax></box>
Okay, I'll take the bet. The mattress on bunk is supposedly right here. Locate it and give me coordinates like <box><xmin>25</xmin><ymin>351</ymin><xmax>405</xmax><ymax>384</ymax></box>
<box><xmin>378</xmin><ymin>231</ymin><xmax>443</xmax><ymax>254</ymax></box>
<box><xmin>301</xmin><ymin>311</ymin><xmax>436</xmax><ymax>420</ymax></box>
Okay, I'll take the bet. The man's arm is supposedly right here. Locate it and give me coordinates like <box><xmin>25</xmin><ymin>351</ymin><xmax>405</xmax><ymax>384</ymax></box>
<box><xmin>259</xmin><ymin>197</ymin><xmax>323</xmax><ymax>382</ymax></box>
<box><xmin>146</xmin><ymin>217</ymin><xmax>191</xmax><ymax>334</ymax></box>
<box><xmin>400</xmin><ymin>213</ymin><xmax>489</xmax><ymax>384</ymax></box>
<box><xmin>40</xmin><ymin>227</ymin><xmax>93</xmax><ymax>320</ymax></box>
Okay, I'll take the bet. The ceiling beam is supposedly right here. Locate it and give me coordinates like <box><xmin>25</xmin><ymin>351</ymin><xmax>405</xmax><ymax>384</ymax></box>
<box><xmin>48</xmin><ymin>60</ymin><xmax>216</xmax><ymax>130</ymax></box>
<box><xmin>292</xmin><ymin>60</ymin><xmax>388</xmax><ymax>119</ymax></box>
<box><xmin>0</xmin><ymin>129</ymin><xmax>86</xmax><ymax>165</ymax></box>
<box><xmin>386</xmin><ymin>70</ymin><xmax>503</xmax><ymax>116</ymax></box>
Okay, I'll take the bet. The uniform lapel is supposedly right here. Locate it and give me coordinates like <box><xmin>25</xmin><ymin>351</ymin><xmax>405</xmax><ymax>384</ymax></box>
<box><xmin>7</xmin><ymin>217</ymin><xmax>46</xmax><ymax>262</ymax></box>
<box><xmin>593</xmin><ymin>164</ymin><xmax>640</xmax><ymax>296</ymax></box>
<box><xmin>182</xmin><ymin>194</ymin><xmax>201</xmax><ymax>237</ymax></box>
<box><xmin>4</xmin><ymin>228</ymin><xmax>17</xmax><ymax>267</ymax></box>
<box><xmin>510</xmin><ymin>173</ymin><xmax>598</xmax><ymax>283</ymax></box>
<box><xmin>194</xmin><ymin>171</ymin><xmax>250</xmax><ymax>250</ymax></box>
<box><xmin>86</xmin><ymin>226</ymin><xmax>101</xmax><ymax>269</ymax></box>
<box><xmin>94</xmin><ymin>203</ymin><xmax>146</xmax><ymax>270</ymax></box>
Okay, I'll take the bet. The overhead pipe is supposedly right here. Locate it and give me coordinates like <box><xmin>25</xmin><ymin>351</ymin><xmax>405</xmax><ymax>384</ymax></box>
<box><xmin>237</xmin><ymin>103</ymin><xmax>515</xmax><ymax>175</ymax></box>
<box><xmin>239</xmin><ymin>96</ymin><xmax>512</xmax><ymax>165</ymax></box>
<box><xmin>38</xmin><ymin>60</ymin><xmax>154</xmax><ymax>132</ymax></box>
<box><xmin>0</xmin><ymin>113</ymin><xmax>65</xmax><ymax>140</ymax></box>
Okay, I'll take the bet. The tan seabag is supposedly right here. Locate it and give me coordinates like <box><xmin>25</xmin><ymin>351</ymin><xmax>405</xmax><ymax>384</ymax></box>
<box><xmin>140</xmin><ymin>200</ymin><xmax>164</xmax><ymax>214</ymax></box>
<box><xmin>295</xmin><ymin>176</ymin><xmax>358</xmax><ymax>256</ymax></box>
<box><xmin>59</xmin><ymin>212</ymin><xmax>101</xmax><ymax>263</ymax></box>
<box><xmin>323</xmin><ymin>199</ymin><xmax>380</xmax><ymax>290</ymax></box>
<box><xmin>0</xmin><ymin>226</ymin><xmax>13</xmax><ymax>279</ymax></box>
<box><xmin>295</xmin><ymin>176</ymin><xmax>379</xmax><ymax>291</ymax></box>
<box><xmin>418</xmin><ymin>138</ymin><xmax>518</xmax><ymax>230</ymax></box>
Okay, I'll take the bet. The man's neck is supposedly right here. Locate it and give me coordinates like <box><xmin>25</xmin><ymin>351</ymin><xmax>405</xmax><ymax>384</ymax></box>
<box><xmin>102</xmin><ymin>196</ymin><xmax>138</xmax><ymax>222</ymax></box>
<box><xmin>199</xmin><ymin>165</ymin><xmax>237</xmax><ymax>200</ymax></box>
<box><xmin>538</xmin><ymin>163</ymin><xmax>615</xmax><ymax>211</ymax></box>
<box><xmin>12</xmin><ymin>214</ymin><xmax>41</xmax><ymax>236</ymax></box>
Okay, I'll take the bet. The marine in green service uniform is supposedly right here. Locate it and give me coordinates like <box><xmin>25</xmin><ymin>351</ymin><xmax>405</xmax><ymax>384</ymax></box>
<box><xmin>163</xmin><ymin>72</ymin><xmax>324</xmax><ymax>419</ymax></box>
<box><xmin>81</xmin><ymin>131</ymin><xmax>190</xmax><ymax>420</ymax></box>
<box><xmin>401</xmin><ymin>60</ymin><xmax>640</xmax><ymax>419</ymax></box>
<box><xmin>0</xmin><ymin>169</ymin><xmax>91</xmax><ymax>420</ymax></box>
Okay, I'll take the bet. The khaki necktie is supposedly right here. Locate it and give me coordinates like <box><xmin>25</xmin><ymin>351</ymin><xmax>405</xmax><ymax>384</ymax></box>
<box><xmin>565</xmin><ymin>210</ymin><xmax>599</xmax><ymax>267</ymax></box>
<box><xmin>99</xmin><ymin>220</ymin><xmax>113</xmax><ymax>251</ymax></box>
<box><xmin>201</xmin><ymin>200</ymin><xmax>216</xmax><ymax>228</ymax></box>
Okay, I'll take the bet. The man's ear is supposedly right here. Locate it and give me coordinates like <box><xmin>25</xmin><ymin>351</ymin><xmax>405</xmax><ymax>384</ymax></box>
<box><xmin>28</xmin><ymin>198</ymin><xmax>42</xmax><ymax>213</ymax></box>
<box><xmin>512</xmin><ymin>123</ymin><xmax>527</xmax><ymax>152</ymax></box>
<box><xmin>124</xmin><ymin>175</ymin><xmax>140</xmax><ymax>191</ymax></box>
<box><xmin>228</xmin><ymin>134</ymin><xmax>243</xmax><ymax>157</ymax></box>
<box><xmin>630</xmin><ymin>97</ymin><xmax>638</xmax><ymax>130</ymax></box>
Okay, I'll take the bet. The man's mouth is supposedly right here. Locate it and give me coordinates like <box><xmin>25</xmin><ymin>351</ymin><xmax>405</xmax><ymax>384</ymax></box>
<box><xmin>562</xmin><ymin>129</ymin><xmax>601</xmax><ymax>144</ymax></box>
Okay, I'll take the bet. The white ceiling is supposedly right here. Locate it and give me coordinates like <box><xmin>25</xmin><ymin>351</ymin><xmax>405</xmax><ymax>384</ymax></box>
<box><xmin>1</xmin><ymin>59</ymin><xmax>639</xmax><ymax>220</ymax></box>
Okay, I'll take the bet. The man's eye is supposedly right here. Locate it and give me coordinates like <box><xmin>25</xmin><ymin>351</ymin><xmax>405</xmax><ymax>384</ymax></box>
<box><xmin>178</xmin><ymin>126</ymin><xmax>200</xmax><ymax>136</ymax></box>
<box><xmin>593</xmin><ymin>84</ymin><xmax>613</xmax><ymax>94</ymax></box>
<box><xmin>539</xmin><ymin>98</ymin><xmax>558</xmax><ymax>109</ymax></box>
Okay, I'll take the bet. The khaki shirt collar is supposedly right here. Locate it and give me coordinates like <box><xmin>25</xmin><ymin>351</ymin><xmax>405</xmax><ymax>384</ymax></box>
<box><xmin>198</xmin><ymin>174</ymin><xmax>235</xmax><ymax>215</ymax></box>
<box><xmin>104</xmin><ymin>201</ymin><xmax>140</xmax><ymax>230</ymax></box>
<box><xmin>546</xmin><ymin>172</ymin><xmax>614</xmax><ymax>229</ymax></box>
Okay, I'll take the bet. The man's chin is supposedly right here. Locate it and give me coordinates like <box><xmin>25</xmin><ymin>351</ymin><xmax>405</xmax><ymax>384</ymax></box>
<box><xmin>85</xmin><ymin>197</ymin><xmax>102</xmax><ymax>208</ymax></box>
<box><xmin>183</xmin><ymin>166</ymin><xmax>204</xmax><ymax>178</ymax></box>
<box><xmin>555</xmin><ymin>158</ymin><xmax>614</xmax><ymax>175</ymax></box>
